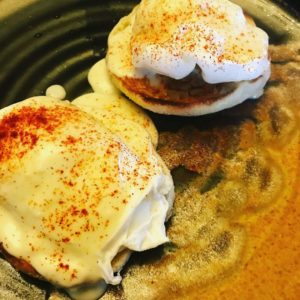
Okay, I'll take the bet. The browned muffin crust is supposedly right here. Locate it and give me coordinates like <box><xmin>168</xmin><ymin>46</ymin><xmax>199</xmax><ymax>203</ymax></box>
<box><xmin>114</xmin><ymin>67</ymin><xmax>239</xmax><ymax>108</ymax></box>
<box><xmin>0</xmin><ymin>243</ymin><xmax>42</xmax><ymax>279</ymax></box>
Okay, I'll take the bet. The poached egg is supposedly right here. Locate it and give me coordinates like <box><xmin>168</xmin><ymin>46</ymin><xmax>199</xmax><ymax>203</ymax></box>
<box><xmin>0</xmin><ymin>96</ymin><xmax>174</xmax><ymax>299</ymax></box>
<box><xmin>130</xmin><ymin>0</ymin><xmax>270</xmax><ymax>83</ymax></box>
<box><xmin>105</xmin><ymin>0</ymin><xmax>270</xmax><ymax>116</ymax></box>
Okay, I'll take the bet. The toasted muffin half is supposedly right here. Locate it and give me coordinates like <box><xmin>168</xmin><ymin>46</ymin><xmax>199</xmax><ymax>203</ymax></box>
<box><xmin>109</xmin><ymin>67</ymin><xmax>269</xmax><ymax>116</ymax></box>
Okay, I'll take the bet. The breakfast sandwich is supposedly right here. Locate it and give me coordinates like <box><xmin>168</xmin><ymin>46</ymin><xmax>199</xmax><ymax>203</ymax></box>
<box><xmin>0</xmin><ymin>96</ymin><xmax>174</xmax><ymax>299</ymax></box>
<box><xmin>100</xmin><ymin>41</ymin><xmax>300</xmax><ymax>300</ymax></box>
<box><xmin>106</xmin><ymin>0</ymin><xmax>270</xmax><ymax>116</ymax></box>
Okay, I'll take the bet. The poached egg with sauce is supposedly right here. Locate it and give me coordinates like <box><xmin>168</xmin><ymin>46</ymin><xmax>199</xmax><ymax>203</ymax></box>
<box><xmin>0</xmin><ymin>96</ymin><xmax>174</xmax><ymax>299</ymax></box>
<box><xmin>130</xmin><ymin>0</ymin><xmax>269</xmax><ymax>83</ymax></box>
<box><xmin>105</xmin><ymin>0</ymin><xmax>270</xmax><ymax>116</ymax></box>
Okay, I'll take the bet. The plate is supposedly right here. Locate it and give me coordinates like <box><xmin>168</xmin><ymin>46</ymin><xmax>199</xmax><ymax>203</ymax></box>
<box><xmin>0</xmin><ymin>1</ymin><xmax>299</xmax><ymax>299</ymax></box>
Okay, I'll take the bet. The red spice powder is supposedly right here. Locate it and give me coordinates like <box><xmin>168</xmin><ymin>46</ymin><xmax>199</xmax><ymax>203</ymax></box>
<box><xmin>0</xmin><ymin>105</ymin><xmax>77</xmax><ymax>162</ymax></box>
<box><xmin>71</xmin><ymin>270</ymin><xmax>78</xmax><ymax>279</ymax></box>
<box><xmin>61</xmin><ymin>135</ymin><xmax>81</xmax><ymax>146</ymax></box>
<box><xmin>62</xmin><ymin>237</ymin><xmax>70</xmax><ymax>243</ymax></box>
<box><xmin>58</xmin><ymin>262</ymin><xmax>70</xmax><ymax>271</ymax></box>
<box><xmin>81</xmin><ymin>209</ymin><xmax>88</xmax><ymax>216</ymax></box>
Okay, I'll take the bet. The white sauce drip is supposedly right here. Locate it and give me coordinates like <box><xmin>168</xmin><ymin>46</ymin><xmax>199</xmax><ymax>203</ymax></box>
<box><xmin>46</xmin><ymin>85</ymin><xmax>66</xmax><ymax>100</ymax></box>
